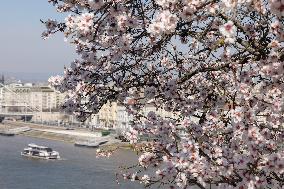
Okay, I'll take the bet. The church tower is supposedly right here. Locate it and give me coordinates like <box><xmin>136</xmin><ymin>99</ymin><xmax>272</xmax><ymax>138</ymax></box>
<box><xmin>0</xmin><ymin>75</ymin><xmax>4</xmax><ymax>85</ymax></box>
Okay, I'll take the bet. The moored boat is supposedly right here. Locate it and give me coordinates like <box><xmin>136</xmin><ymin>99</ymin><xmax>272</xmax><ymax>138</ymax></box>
<box><xmin>21</xmin><ymin>144</ymin><xmax>60</xmax><ymax>160</ymax></box>
<box><xmin>0</xmin><ymin>131</ymin><xmax>15</xmax><ymax>136</ymax></box>
<box><xmin>74</xmin><ymin>141</ymin><xmax>99</xmax><ymax>148</ymax></box>
<box><xmin>74</xmin><ymin>139</ymin><xmax>108</xmax><ymax>148</ymax></box>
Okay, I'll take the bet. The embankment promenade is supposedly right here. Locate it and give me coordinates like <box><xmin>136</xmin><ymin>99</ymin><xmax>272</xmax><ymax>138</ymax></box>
<box><xmin>0</xmin><ymin>121</ymin><xmax>129</xmax><ymax>149</ymax></box>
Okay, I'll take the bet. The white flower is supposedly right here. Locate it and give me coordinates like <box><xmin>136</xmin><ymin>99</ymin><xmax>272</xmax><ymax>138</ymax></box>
<box><xmin>231</xmin><ymin>107</ymin><xmax>244</xmax><ymax>123</ymax></box>
<box><xmin>160</xmin><ymin>57</ymin><xmax>173</xmax><ymax>68</ymax></box>
<box><xmin>221</xmin><ymin>0</ymin><xmax>237</xmax><ymax>9</ymax></box>
<box><xmin>147</xmin><ymin>10</ymin><xmax>177</xmax><ymax>36</ymax></box>
<box><xmin>48</xmin><ymin>75</ymin><xmax>63</xmax><ymax>87</ymax></box>
<box><xmin>219</xmin><ymin>20</ymin><xmax>237</xmax><ymax>43</ymax></box>
<box><xmin>138</xmin><ymin>152</ymin><xmax>156</xmax><ymax>167</ymax></box>
<box><xmin>155</xmin><ymin>169</ymin><xmax>165</xmax><ymax>178</ymax></box>
<box><xmin>65</xmin><ymin>15</ymin><xmax>76</xmax><ymax>30</ymax></box>
<box><xmin>207</xmin><ymin>3</ymin><xmax>219</xmax><ymax>14</ymax></box>
<box><xmin>77</xmin><ymin>13</ymin><xmax>94</xmax><ymax>34</ymax></box>
<box><xmin>125</xmin><ymin>128</ymin><xmax>139</xmax><ymax>144</ymax></box>
<box><xmin>147</xmin><ymin>21</ymin><xmax>164</xmax><ymax>36</ymax></box>
<box><xmin>176</xmin><ymin>172</ymin><xmax>187</xmax><ymax>188</ymax></box>
<box><xmin>131</xmin><ymin>173</ymin><xmax>137</xmax><ymax>181</ymax></box>
<box><xmin>140</xmin><ymin>175</ymin><xmax>150</xmax><ymax>185</ymax></box>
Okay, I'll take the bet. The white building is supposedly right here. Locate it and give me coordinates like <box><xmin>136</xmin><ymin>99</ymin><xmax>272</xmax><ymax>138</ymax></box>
<box><xmin>116</xmin><ymin>105</ymin><xmax>133</xmax><ymax>134</ymax></box>
<box><xmin>0</xmin><ymin>86</ymin><xmax>4</xmax><ymax>112</ymax></box>
<box><xmin>0</xmin><ymin>83</ymin><xmax>31</xmax><ymax>112</ymax></box>
<box><xmin>0</xmin><ymin>83</ymin><xmax>65</xmax><ymax>113</ymax></box>
<box><xmin>30</xmin><ymin>86</ymin><xmax>65</xmax><ymax>112</ymax></box>
<box><xmin>112</xmin><ymin>102</ymin><xmax>176</xmax><ymax>133</ymax></box>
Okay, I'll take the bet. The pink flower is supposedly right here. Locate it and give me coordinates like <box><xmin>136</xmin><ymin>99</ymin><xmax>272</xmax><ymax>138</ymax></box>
<box><xmin>231</xmin><ymin>107</ymin><xmax>244</xmax><ymax>123</ymax></box>
<box><xmin>77</xmin><ymin>13</ymin><xmax>94</xmax><ymax>34</ymax></box>
<box><xmin>147</xmin><ymin>10</ymin><xmax>177</xmax><ymax>36</ymax></box>
<box><xmin>219</xmin><ymin>20</ymin><xmax>237</xmax><ymax>43</ymax></box>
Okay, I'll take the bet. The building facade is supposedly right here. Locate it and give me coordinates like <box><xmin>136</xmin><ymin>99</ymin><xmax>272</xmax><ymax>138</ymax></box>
<box><xmin>0</xmin><ymin>83</ymin><xmax>31</xmax><ymax>112</ymax></box>
<box><xmin>89</xmin><ymin>101</ymin><xmax>177</xmax><ymax>133</ymax></box>
<box><xmin>116</xmin><ymin>105</ymin><xmax>133</xmax><ymax>134</ymax></box>
<box><xmin>30</xmin><ymin>86</ymin><xmax>65</xmax><ymax>112</ymax></box>
<box><xmin>0</xmin><ymin>83</ymin><xmax>65</xmax><ymax>113</ymax></box>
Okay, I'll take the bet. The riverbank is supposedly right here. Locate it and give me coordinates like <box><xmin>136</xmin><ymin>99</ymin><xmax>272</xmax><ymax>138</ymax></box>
<box><xmin>0</xmin><ymin>121</ymin><xmax>131</xmax><ymax>149</ymax></box>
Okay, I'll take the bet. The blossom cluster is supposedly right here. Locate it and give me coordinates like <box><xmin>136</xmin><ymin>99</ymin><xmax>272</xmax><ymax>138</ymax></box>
<box><xmin>44</xmin><ymin>0</ymin><xmax>284</xmax><ymax>188</ymax></box>
<box><xmin>148</xmin><ymin>10</ymin><xmax>178</xmax><ymax>36</ymax></box>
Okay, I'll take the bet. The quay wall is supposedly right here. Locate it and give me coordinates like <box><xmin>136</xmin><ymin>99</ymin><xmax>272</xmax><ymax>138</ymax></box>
<box><xmin>31</xmin><ymin>112</ymin><xmax>72</xmax><ymax>123</ymax></box>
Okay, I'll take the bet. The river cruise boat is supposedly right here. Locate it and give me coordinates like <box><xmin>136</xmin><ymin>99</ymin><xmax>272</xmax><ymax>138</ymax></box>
<box><xmin>21</xmin><ymin>144</ymin><xmax>60</xmax><ymax>160</ymax></box>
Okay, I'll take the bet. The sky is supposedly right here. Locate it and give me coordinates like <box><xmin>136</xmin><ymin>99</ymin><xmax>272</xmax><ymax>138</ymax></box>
<box><xmin>0</xmin><ymin>1</ymin><xmax>76</xmax><ymax>81</ymax></box>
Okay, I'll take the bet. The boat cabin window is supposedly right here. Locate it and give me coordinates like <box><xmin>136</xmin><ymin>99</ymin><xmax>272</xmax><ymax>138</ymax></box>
<box><xmin>45</xmin><ymin>148</ymin><xmax>52</xmax><ymax>152</ymax></box>
<box><xmin>28</xmin><ymin>145</ymin><xmax>53</xmax><ymax>152</ymax></box>
<box><xmin>32</xmin><ymin>151</ymin><xmax>40</xmax><ymax>155</ymax></box>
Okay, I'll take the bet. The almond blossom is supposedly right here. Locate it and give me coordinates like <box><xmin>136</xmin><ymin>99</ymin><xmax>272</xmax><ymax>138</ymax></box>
<box><xmin>219</xmin><ymin>20</ymin><xmax>237</xmax><ymax>43</ymax></box>
<box><xmin>77</xmin><ymin>13</ymin><xmax>94</xmax><ymax>35</ymax></box>
<box><xmin>148</xmin><ymin>10</ymin><xmax>178</xmax><ymax>36</ymax></box>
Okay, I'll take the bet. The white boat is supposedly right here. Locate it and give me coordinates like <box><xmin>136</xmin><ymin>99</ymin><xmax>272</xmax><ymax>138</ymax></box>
<box><xmin>21</xmin><ymin>144</ymin><xmax>60</xmax><ymax>160</ymax></box>
<box><xmin>0</xmin><ymin>130</ymin><xmax>15</xmax><ymax>136</ymax></box>
<box><xmin>74</xmin><ymin>140</ymin><xmax>100</xmax><ymax>148</ymax></box>
<box><xmin>74</xmin><ymin>139</ymin><xmax>108</xmax><ymax>148</ymax></box>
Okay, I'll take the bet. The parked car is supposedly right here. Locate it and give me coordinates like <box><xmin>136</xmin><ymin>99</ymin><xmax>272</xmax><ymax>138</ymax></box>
<box><xmin>65</xmin><ymin>127</ymin><xmax>75</xmax><ymax>130</ymax></box>
<box><xmin>115</xmin><ymin>135</ymin><xmax>129</xmax><ymax>142</ymax></box>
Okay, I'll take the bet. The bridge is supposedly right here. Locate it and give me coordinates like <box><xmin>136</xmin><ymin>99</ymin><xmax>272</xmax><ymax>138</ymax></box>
<box><xmin>0</xmin><ymin>112</ymin><xmax>34</xmax><ymax>122</ymax></box>
<box><xmin>0</xmin><ymin>83</ymin><xmax>39</xmax><ymax>123</ymax></box>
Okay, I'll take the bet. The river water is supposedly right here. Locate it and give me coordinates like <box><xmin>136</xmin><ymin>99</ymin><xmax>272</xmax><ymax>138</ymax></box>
<box><xmin>0</xmin><ymin>135</ymin><xmax>141</xmax><ymax>189</ymax></box>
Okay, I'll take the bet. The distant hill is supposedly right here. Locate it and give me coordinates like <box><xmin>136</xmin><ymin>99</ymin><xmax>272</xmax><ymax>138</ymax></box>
<box><xmin>0</xmin><ymin>72</ymin><xmax>62</xmax><ymax>84</ymax></box>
